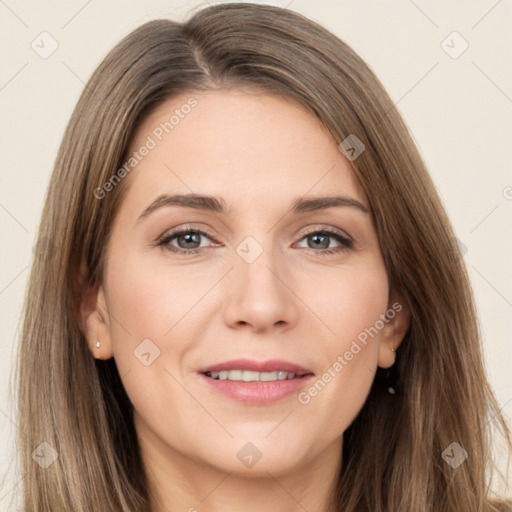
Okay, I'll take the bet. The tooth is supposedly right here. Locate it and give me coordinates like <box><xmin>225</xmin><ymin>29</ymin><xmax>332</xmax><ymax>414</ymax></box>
<box><xmin>242</xmin><ymin>370</ymin><xmax>260</xmax><ymax>382</ymax></box>
<box><xmin>228</xmin><ymin>370</ymin><xmax>243</xmax><ymax>380</ymax></box>
<box><xmin>259</xmin><ymin>371</ymin><xmax>278</xmax><ymax>381</ymax></box>
<box><xmin>207</xmin><ymin>370</ymin><xmax>299</xmax><ymax>381</ymax></box>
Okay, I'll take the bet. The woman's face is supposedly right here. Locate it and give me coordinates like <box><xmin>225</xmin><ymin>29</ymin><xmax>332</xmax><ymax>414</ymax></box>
<box><xmin>84</xmin><ymin>89</ymin><xmax>408</xmax><ymax>477</ymax></box>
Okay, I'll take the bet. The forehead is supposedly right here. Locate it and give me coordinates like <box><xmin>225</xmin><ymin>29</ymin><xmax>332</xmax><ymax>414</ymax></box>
<box><xmin>121</xmin><ymin>89</ymin><xmax>367</xmax><ymax>217</ymax></box>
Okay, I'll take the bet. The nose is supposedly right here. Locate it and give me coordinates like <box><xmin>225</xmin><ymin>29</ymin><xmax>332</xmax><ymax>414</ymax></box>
<box><xmin>223</xmin><ymin>242</ymin><xmax>299</xmax><ymax>334</ymax></box>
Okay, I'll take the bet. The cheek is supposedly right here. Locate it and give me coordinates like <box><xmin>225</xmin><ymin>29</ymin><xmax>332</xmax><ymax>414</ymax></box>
<box><xmin>107</xmin><ymin>260</ymin><xmax>169</xmax><ymax>341</ymax></box>
<box><xmin>102</xmin><ymin>250</ymin><xmax>200</xmax><ymax>426</ymax></box>
<box><xmin>103</xmin><ymin>247</ymin><xmax>224</xmax><ymax>393</ymax></box>
<box><xmin>102</xmin><ymin>248</ymin><xmax>188</xmax><ymax>383</ymax></box>
<box><xmin>295</xmin><ymin>258</ymin><xmax>388</xmax><ymax>425</ymax></box>
<box><xmin>105</xmin><ymin>247</ymin><xmax>205</xmax><ymax>341</ymax></box>
<box><xmin>301</xmin><ymin>256</ymin><xmax>389</xmax><ymax>346</ymax></box>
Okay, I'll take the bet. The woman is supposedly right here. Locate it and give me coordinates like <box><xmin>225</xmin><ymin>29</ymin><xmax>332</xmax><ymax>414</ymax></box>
<box><xmin>13</xmin><ymin>3</ymin><xmax>512</xmax><ymax>511</ymax></box>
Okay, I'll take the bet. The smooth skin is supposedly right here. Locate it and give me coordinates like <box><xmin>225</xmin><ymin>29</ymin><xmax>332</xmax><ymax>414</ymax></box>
<box><xmin>81</xmin><ymin>88</ymin><xmax>410</xmax><ymax>512</ymax></box>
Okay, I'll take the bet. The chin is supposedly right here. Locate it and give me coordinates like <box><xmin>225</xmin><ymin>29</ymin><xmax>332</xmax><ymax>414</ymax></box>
<box><xmin>192</xmin><ymin>434</ymin><xmax>315</xmax><ymax>477</ymax></box>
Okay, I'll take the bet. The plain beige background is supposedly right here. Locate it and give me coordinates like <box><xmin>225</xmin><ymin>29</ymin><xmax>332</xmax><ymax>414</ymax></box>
<box><xmin>1</xmin><ymin>0</ymin><xmax>511</xmax><ymax>507</ymax></box>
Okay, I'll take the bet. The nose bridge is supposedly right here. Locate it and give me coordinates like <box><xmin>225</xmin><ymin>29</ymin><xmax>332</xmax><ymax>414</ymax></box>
<box><xmin>223</xmin><ymin>232</ymin><xmax>297</xmax><ymax>331</ymax></box>
<box><xmin>236</xmin><ymin>232</ymin><xmax>287</xmax><ymax>299</ymax></box>
<box><xmin>238</xmin><ymin>236</ymin><xmax>282</xmax><ymax>289</ymax></box>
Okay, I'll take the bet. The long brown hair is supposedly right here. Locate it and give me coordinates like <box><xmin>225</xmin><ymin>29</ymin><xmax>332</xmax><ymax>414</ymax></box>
<box><xmin>12</xmin><ymin>3</ymin><xmax>512</xmax><ymax>511</ymax></box>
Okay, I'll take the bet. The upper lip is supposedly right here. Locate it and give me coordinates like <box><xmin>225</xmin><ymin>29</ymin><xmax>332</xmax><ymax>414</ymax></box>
<box><xmin>198</xmin><ymin>358</ymin><xmax>313</xmax><ymax>376</ymax></box>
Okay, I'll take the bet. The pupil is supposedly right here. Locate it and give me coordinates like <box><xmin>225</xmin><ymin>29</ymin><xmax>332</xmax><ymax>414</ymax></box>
<box><xmin>310</xmin><ymin>234</ymin><xmax>329</xmax><ymax>249</ymax></box>
<box><xmin>179</xmin><ymin>232</ymin><xmax>200</xmax><ymax>248</ymax></box>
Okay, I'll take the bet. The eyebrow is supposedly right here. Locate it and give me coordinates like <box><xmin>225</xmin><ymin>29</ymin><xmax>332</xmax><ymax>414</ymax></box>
<box><xmin>136</xmin><ymin>193</ymin><xmax>369</xmax><ymax>223</ymax></box>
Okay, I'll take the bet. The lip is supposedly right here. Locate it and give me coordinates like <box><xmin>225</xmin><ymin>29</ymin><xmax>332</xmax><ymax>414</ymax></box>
<box><xmin>198</xmin><ymin>358</ymin><xmax>315</xmax><ymax>404</ymax></box>
<box><xmin>198</xmin><ymin>358</ymin><xmax>312</xmax><ymax>376</ymax></box>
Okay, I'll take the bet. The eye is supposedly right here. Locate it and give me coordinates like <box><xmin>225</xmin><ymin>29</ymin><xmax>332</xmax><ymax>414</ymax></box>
<box><xmin>157</xmin><ymin>227</ymin><xmax>216</xmax><ymax>255</ymax></box>
<box><xmin>295</xmin><ymin>228</ymin><xmax>353</xmax><ymax>255</ymax></box>
<box><xmin>156</xmin><ymin>225</ymin><xmax>353</xmax><ymax>256</ymax></box>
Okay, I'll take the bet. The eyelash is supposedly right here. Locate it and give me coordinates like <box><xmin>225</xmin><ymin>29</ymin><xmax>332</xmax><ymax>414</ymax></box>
<box><xmin>156</xmin><ymin>225</ymin><xmax>353</xmax><ymax>256</ymax></box>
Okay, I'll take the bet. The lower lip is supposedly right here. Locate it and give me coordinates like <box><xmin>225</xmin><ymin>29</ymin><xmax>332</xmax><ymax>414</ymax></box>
<box><xmin>199</xmin><ymin>373</ymin><xmax>314</xmax><ymax>404</ymax></box>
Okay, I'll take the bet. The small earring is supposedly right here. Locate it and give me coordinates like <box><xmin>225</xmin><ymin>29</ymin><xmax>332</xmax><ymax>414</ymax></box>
<box><xmin>95</xmin><ymin>341</ymin><xmax>101</xmax><ymax>348</ymax></box>
<box><xmin>385</xmin><ymin>348</ymin><xmax>398</xmax><ymax>395</ymax></box>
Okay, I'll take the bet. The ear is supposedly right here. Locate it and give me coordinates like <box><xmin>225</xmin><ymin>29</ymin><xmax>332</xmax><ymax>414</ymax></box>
<box><xmin>78</xmin><ymin>261</ymin><xmax>114</xmax><ymax>360</ymax></box>
<box><xmin>377</xmin><ymin>288</ymin><xmax>410</xmax><ymax>369</ymax></box>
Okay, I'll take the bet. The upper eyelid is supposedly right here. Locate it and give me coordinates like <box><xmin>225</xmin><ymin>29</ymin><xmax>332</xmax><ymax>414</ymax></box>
<box><xmin>160</xmin><ymin>226</ymin><xmax>217</xmax><ymax>242</ymax></box>
<box><xmin>300</xmin><ymin>225</ymin><xmax>352</xmax><ymax>241</ymax></box>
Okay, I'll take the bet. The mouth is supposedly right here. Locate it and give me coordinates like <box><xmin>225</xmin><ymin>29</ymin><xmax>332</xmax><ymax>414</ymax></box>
<box><xmin>198</xmin><ymin>359</ymin><xmax>315</xmax><ymax>404</ymax></box>
<box><xmin>204</xmin><ymin>370</ymin><xmax>309</xmax><ymax>382</ymax></box>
